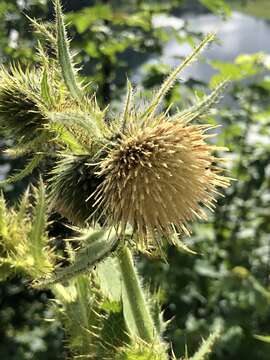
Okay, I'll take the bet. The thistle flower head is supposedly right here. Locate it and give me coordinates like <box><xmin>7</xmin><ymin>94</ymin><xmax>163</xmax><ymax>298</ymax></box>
<box><xmin>48</xmin><ymin>155</ymin><xmax>103</xmax><ymax>225</ymax></box>
<box><xmin>93</xmin><ymin>114</ymin><xmax>230</xmax><ymax>251</ymax></box>
<box><xmin>0</xmin><ymin>65</ymin><xmax>45</xmax><ymax>143</ymax></box>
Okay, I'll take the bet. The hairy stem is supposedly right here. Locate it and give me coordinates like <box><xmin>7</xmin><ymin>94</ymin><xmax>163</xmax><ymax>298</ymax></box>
<box><xmin>118</xmin><ymin>246</ymin><xmax>156</xmax><ymax>343</ymax></box>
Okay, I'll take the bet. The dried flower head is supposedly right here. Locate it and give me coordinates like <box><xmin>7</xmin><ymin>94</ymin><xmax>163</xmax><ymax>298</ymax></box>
<box><xmin>92</xmin><ymin>115</ymin><xmax>230</xmax><ymax>251</ymax></box>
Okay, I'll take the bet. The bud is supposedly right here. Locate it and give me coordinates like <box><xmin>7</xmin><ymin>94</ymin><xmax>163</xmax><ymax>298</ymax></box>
<box><xmin>48</xmin><ymin>155</ymin><xmax>103</xmax><ymax>225</ymax></box>
<box><xmin>0</xmin><ymin>66</ymin><xmax>45</xmax><ymax>143</ymax></box>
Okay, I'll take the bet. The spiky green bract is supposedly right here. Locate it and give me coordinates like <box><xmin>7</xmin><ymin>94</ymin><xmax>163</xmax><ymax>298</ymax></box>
<box><xmin>26</xmin><ymin>14</ymin><xmax>57</xmax><ymax>50</ymax></box>
<box><xmin>48</xmin><ymin>155</ymin><xmax>104</xmax><ymax>225</ymax></box>
<box><xmin>45</xmin><ymin>99</ymin><xmax>108</xmax><ymax>155</ymax></box>
<box><xmin>0</xmin><ymin>65</ymin><xmax>47</xmax><ymax>144</ymax></box>
<box><xmin>52</xmin><ymin>274</ymin><xmax>129</xmax><ymax>359</ymax></box>
<box><xmin>115</xmin><ymin>338</ymin><xmax>168</xmax><ymax>360</ymax></box>
<box><xmin>35</xmin><ymin>227</ymin><xmax>122</xmax><ymax>288</ymax></box>
<box><xmin>189</xmin><ymin>323</ymin><xmax>222</xmax><ymax>360</ymax></box>
<box><xmin>0</xmin><ymin>181</ymin><xmax>54</xmax><ymax>280</ymax></box>
<box><xmin>0</xmin><ymin>153</ymin><xmax>44</xmax><ymax>187</ymax></box>
<box><xmin>142</xmin><ymin>33</ymin><xmax>216</xmax><ymax>119</ymax></box>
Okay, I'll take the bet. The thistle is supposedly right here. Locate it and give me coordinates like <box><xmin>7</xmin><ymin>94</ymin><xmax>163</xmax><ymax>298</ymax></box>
<box><xmin>88</xmin><ymin>59</ymin><xmax>230</xmax><ymax>253</ymax></box>
<box><xmin>0</xmin><ymin>1</ymin><xmax>232</xmax><ymax>358</ymax></box>
<box><xmin>0</xmin><ymin>65</ymin><xmax>46</xmax><ymax>143</ymax></box>
<box><xmin>48</xmin><ymin>155</ymin><xmax>103</xmax><ymax>225</ymax></box>
<box><xmin>45</xmin><ymin>33</ymin><xmax>230</xmax><ymax>255</ymax></box>
<box><xmin>93</xmin><ymin>115</ymin><xmax>230</xmax><ymax>251</ymax></box>
<box><xmin>0</xmin><ymin>181</ymin><xmax>54</xmax><ymax>280</ymax></box>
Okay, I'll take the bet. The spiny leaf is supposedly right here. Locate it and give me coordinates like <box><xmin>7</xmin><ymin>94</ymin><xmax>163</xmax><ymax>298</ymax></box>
<box><xmin>0</xmin><ymin>184</ymin><xmax>53</xmax><ymax>279</ymax></box>
<box><xmin>48</xmin><ymin>111</ymin><xmax>107</xmax><ymax>146</ymax></box>
<box><xmin>190</xmin><ymin>323</ymin><xmax>222</xmax><ymax>360</ymax></box>
<box><xmin>35</xmin><ymin>228</ymin><xmax>121</xmax><ymax>288</ymax></box>
<box><xmin>173</xmin><ymin>79</ymin><xmax>229</xmax><ymax>123</ymax></box>
<box><xmin>0</xmin><ymin>154</ymin><xmax>44</xmax><ymax>187</ymax></box>
<box><xmin>41</xmin><ymin>65</ymin><xmax>54</xmax><ymax>107</ymax></box>
<box><xmin>52</xmin><ymin>275</ymin><xmax>105</xmax><ymax>357</ymax></box>
<box><xmin>115</xmin><ymin>337</ymin><xmax>168</xmax><ymax>360</ymax></box>
<box><xmin>142</xmin><ymin>33</ymin><xmax>216</xmax><ymax>118</ymax></box>
<box><xmin>26</xmin><ymin>14</ymin><xmax>57</xmax><ymax>47</ymax></box>
<box><xmin>4</xmin><ymin>134</ymin><xmax>50</xmax><ymax>157</ymax></box>
<box><xmin>54</xmin><ymin>0</ymin><xmax>83</xmax><ymax>101</ymax></box>
<box><xmin>0</xmin><ymin>192</ymin><xmax>8</xmax><ymax>239</ymax></box>
<box><xmin>52</xmin><ymin>274</ymin><xmax>128</xmax><ymax>359</ymax></box>
<box><xmin>96</xmin><ymin>257</ymin><xmax>122</xmax><ymax>302</ymax></box>
<box><xmin>28</xmin><ymin>180</ymin><xmax>47</xmax><ymax>266</ymax></box>
<box><xmin>17</xmin><ymin>187</ymin><xmax>30</xmax><ymax>223</ymax></box>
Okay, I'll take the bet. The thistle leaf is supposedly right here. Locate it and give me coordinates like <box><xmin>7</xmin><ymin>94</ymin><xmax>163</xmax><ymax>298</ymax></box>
<box><xmin>4</xmin><ymin>134</ymin><xmax>50</xmax><ymax>157</ymax></box>
<box><xmin>54</xmin><ymin>0</ymin><xmax>83</xmax><ymax>101</ymax></box>
<box><xmin>35</xmin><ymin>228</ymin><xmax>121</xmax><ymax>288</ymax></box>
<box><xmin>173</xmin><ymin>79</ymin><xmax>229</xmax><ymax>123</ymax></box>
<box><xmin>115</xmin><ymin>337</ymin><xmax>168</xmax><ymax>360</ymax></box>
<box><xmin>190</xmin><ymin>323</ymin><xmax>222</xmax><ymax>360</ymax></box>
<box><xmin>142</xmin><ymin>33</ymin><xmax>216</xmax><ymax>118</ymax></box>
<box><xmin>52</xmin><ymin>275</ymin><xmax>105</xmax><ymax>357</ymax></box>
<box><xmin>96</xmin><ymin>257</ymin><xmax>122</xmax><ymax>302</ymax></box>
<box><xmin>0</xmin><ymin>184</ymin><xmax>54</xmax><ymax>279</ymax></box>
<box><xmin>52</xmin><ymin>274</ymin><xmax>128</xmax><ymax>359</ymax></box>
<box><xmin>17</xmin><ymin>187</ymin><xmax>30</xmax><ymax>222</ymax></box>
<box><xmin>48</xmin><ymin>111</ymin><xmax>107</xmax><ymax>145</ymax></box>
<box><xmin>28</xmin><ymin>180</ymin><xmax>47</xmax><ymax>267</ymax></box>
<box><xmin>26</xmin><ymin>14</ymin><xmax>57</xmax><ymax>47</ymax></box>
<box><xmin>41</xmin><ymin>66</ymin><xmax>54</xmax><ymax>107</ymax></box>
<box><xmin>0</xmin><ymin>192</ymin><xmax>8</xmax><ymax>239</ymax></box>
<box><xmin>0</xmin><ymin>153</ymin><xmax>44</xmax><ymax>187</ymax></box>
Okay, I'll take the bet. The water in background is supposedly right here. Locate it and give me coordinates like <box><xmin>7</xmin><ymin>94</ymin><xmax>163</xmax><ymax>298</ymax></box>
<box><xmin>150</xmin><ymin>11</ymin><xmax>270</xmax><ymax>81</ymax></box>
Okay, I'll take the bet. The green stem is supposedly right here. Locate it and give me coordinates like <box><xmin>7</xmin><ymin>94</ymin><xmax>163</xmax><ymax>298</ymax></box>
<box><xmin>117</xmin><ymin>246</ymin><xmax>156</xmax><ymax>343</ymax></box>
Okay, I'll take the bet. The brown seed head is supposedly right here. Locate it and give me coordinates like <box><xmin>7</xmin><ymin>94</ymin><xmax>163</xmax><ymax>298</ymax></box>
<box><xmin>92</xmin><ymin>117</ymin><xmax>230</xmax><ymax>250</ymax></box>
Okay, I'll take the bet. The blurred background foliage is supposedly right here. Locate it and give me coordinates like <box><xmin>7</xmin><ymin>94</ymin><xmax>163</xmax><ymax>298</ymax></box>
<box><xmin>0</xmin><ymin>0</ymin><xmax>270</xmax><ymax>359</ymax></box>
